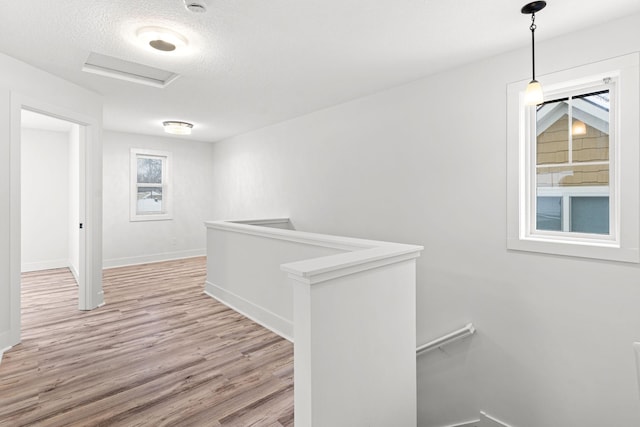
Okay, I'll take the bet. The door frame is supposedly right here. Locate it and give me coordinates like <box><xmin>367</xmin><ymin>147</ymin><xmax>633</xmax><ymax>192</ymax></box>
<box><xmin>9</xmin><ymin>93</ymin><xmax>104</xmax><ymax>345</ymax></box>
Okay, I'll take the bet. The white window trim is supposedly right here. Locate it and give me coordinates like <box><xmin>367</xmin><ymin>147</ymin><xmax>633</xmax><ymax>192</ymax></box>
<box><xmin>507</xmin><ymin>53</ymin><xmax>640</xmax><ymax>263</ymax></box>
<box><xmin>130</xmin><ymin>148</ymin><xmax>173</xmax><ymax>222</ymax></box>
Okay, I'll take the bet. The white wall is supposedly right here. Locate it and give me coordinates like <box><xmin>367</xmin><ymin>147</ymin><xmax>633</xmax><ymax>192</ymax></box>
<box><xmin>0</xmin><ymin>51</ymin><xmax>103</xmax><ymax>351</ymax></box>
<box><xmin>209</xmin><ymin>14</ymin><xmax>640</xmax><ymax>427</ymax></box>
<box><xmin>102</xmin><ymin>130</ymin><xmax>214</xmax><ymax>267</ymax></box>
<box><xmin>21</xmin><ymin>128</ymin><xmax>70</xmax><ymax>271</ymax></box>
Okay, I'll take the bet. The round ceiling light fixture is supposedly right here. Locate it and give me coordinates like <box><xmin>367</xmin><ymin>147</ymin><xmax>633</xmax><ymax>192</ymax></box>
<box><xmin>137</xmin><ymin>27</ymin><xmax>188</xmax><ymax>52</ymax></box>
<box><xmin>184</xmin><ymin>1</ymin><xmax>207</xmax><ymax>13</ymax></box>
<box><xmin>163</xmin><ymin>121</ymin><xmax>194</xmax><ymax>135</ymax></box>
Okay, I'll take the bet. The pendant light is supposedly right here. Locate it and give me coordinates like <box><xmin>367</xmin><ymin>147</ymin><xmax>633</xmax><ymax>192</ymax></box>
<box><xmin>521</xmin><ymin>1</ymin><xmax>546</xmax><ymax>106</ymax></box>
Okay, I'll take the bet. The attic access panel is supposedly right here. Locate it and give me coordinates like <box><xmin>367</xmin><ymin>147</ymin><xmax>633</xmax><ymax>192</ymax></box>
<box><xmin>82</xmin><ymin>52</ymin><xmax>180</xmax><ymax>88</ymax></box>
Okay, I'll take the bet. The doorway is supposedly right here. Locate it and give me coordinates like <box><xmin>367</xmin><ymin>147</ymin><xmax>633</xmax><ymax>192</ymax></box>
<box><xmin>4</xmin><ymin>85</ymin><xmax>103</xmax><ymax>352</ymax></box>
<box><xmin>20</xmin><ymin>110</ymin><xmax>84</xmax><ymax>291</ymax></box>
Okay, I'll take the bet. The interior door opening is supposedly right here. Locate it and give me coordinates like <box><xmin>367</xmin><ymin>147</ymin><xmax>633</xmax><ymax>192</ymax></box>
<box><xmin>20</xmin><ymin>109</ymin><xmax>85</xmax><ymax>306</ymax></box>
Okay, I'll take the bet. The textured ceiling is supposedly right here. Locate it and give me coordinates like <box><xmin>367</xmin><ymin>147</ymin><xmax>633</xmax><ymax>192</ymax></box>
<box><xmin>1</xmin><ymin>0</ymin><xmax>640</xmax><ymax>142</ymax></box>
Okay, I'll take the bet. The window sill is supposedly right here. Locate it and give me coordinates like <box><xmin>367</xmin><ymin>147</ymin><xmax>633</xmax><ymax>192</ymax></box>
<box><xmin>507</xmin><ymin>236</ymin><xmax>639</xmax><ymax>263</ymax></box>
<box><xmin>130</xmin><ymin>214</ymin><xmax>173</xmax><ymax>222</ymax></box>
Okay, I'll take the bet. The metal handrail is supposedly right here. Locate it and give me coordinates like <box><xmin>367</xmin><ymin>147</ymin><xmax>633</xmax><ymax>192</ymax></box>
<box><xmin>416</xmin><ymin>323</ymin><xmax>475</xmax><ymax>355</ymax></box>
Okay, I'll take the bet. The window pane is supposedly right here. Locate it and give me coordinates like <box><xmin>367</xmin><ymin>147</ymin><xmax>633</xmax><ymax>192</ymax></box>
<box><xmin>536</xmin><ymin>166</ymin><xmax>610</xmax><ymax>234</ymax></box>
<box><xmin>537</xmin><ymin>197</ymin><xmax>562</xmax><ymax>231</ymax></box>
<box><xmin>572</xmin><ymin>90</ymin><xmax>609</xmax><ymax>163</ymax></box>
<box><xmin>536</xmin><ymin>90</ymin><xmax>610</xmax><ymax>236</ymax></box>
<box><xmin>536</xmin><ymin>99</ymin><xmax>568</xmax><ymax>165</ymax></box>
<box><xmin>571</xmin><ymin>197</ymin><xmax>609</xmax><ymax>234</ymax></box>
<box><xmin>137</xmin><ymin>186</ymin><xmax>163</xmax><ymax>214</ymax></box>
<box><xmin>137</xmin><ymin>158</ymin><xmax>162</xmax><ymax>184</ymax></box>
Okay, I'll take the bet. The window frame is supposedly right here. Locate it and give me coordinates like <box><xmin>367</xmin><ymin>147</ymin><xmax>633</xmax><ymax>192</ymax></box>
<box><xmin>507</xmin><ymin>53</ymin><xmax>640</xmax><ymax>263</ymax></box>
<box><xmin>130</xmin><ymin>148</ymin><xmax>172</xmax><ymax>222</ymax></box>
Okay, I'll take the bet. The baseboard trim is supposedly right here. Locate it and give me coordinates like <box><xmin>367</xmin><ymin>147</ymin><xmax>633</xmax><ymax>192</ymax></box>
<box><xmin>480</xmin><ymin>411</ymin><xmax>514</xmax><ymax>427</ymax></box>
<box><xmin>21</xmin><ymin>259</ymin><xmax>68</xmax><ymax>272</ymax></box>
<box><xmin>204</xmin><ymin>280</ymin><xmax>293</xmax><ymax>342</ymax></box>
<box><xmin>96</xmin><ymin>290</ymin><xmax>105</xmax><ymax>308</ymax></box>
<box><xmin>634</xmin><ymin>342</ymin><xmax>640</xmax><ymax>403</ymax></box>
<box><xmin>436</xmin><ymin>420</ymin><xmax>481</xmax><ymax>427</ymax></box>
<box><xmin>0</xmin><ymin>345</ymin><xmax>12</xmax><ymax>366</ymax></box>
<box><xmin>103</xmin><ymin>249</ymin><xmax>206</xmax><ymax>269</ymax></box>
<box><xmin>436</xmin><ymin>411</ymin><xmax>514</xmax><ymax>427</ymax></box>
<box><xmin>69</xmin><ymin>262</ymin><xmax>80</xmax><ymax>283</ymax></box>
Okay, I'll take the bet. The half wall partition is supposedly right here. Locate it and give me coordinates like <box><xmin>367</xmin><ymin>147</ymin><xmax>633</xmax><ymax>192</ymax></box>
<box><xmin>205</xmin><ymin>218</ymin><xmax>422</xmax><ymax>427</ymax></box>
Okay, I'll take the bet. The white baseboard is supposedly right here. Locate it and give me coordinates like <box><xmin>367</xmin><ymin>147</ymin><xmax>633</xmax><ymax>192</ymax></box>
<box><xmin>103</xmin><ymin>249</ymin><xmax>206</xmax><ymax>269</ymax></box>
<box><xmin>69</xmin><ymin>262</ymin><xmax>79</xmax><ymax>283</ymax></box>
<box><xmin>21</xmin><ymin>259</ymin><xmax>68</xmax><ymax>272</ymax></box>
<box><xmin>96</xmin><ymin>290</ymin><xmax>105</xmax><ymax>308</ymax></box>
<box><xmin>634</xmin><ymin>342</ymin><xmax>640</xmax><ymax>399</ymax></box>
<box><xmin>204</xmin><ymin>280</ymin><xmax>293</xmax><ymax>342</ymax></box>
<box><xmin>0</xmin><ymin>345</ymin><xmax>12</xmax><ymax>366</ymax></box>
<box><xmin>436</xmin><ymin>411</ymin><xmax>513</xmax><ymax>427</ymax></box>
<box><xmin>480</xmin><ymin>411</ymin><xmax>513</xmax><ymax>427</ymax></box>
<box><xmin>436</xmin><ymin>420</ymin><xmax>481</xmax><ymax>427</ymax></box>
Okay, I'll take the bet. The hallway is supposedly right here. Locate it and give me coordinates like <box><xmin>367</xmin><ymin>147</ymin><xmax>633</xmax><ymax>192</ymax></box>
<box><xmin>0</xmin><ymin>257</ymin><xmax>293</xmax><ymax>426</ymax></box>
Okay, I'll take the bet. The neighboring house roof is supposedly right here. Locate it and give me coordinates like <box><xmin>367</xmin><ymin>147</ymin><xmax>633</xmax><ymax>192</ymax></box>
<box><xmin>536</xmin><ymin>90</ymin><xmax>610</xmax><ymax>136</ymax></box>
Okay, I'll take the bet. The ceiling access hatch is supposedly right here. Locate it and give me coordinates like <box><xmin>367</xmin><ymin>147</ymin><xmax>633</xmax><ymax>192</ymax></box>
<box><xmin>82</xmin><ymin>52</ymin><xmax>180</xmax><ymax>88</ymax></box>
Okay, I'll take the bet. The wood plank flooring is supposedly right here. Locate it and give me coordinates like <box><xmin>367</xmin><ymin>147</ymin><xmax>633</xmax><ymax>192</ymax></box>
<box><xmin>0</xmin><ymin>257</ymin><xmax>294</xmax><ymax>426</ymax></box>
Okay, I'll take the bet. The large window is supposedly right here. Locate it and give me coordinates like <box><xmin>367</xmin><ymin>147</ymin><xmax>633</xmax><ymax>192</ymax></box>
<box><xmin>507</xmin><ymin>53</ymin><xmax>640</xmax><ymax>263</ymax></box>
<box><xmin>130</xmin><ymin>148</ymin><xmax>172</xmax><ymax>221</ymax></box>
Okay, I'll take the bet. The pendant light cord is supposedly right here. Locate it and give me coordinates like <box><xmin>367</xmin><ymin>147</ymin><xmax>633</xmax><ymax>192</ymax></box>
<box><xmin>530</xmin><ymin>13</ymin><xmax>537</xmax><ymax>81</ymax></box>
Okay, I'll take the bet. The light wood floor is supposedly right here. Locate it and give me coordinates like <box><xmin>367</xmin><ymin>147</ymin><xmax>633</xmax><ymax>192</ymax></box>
<box><xmin>0</xmin><ymin>257</ymin><xmax>294</xmax><ymax>427</ymax></box>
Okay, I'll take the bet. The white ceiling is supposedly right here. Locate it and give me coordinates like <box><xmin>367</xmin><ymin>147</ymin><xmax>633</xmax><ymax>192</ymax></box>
<box><xmin>1</xmin><ymin>0</ymin><xmax>639</xmax><ymax>142</ymax></box>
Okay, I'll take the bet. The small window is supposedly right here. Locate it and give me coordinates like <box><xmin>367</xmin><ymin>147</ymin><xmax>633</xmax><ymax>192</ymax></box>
<box><xmin>130</xmin><ymin>148</ymin><xmax>172</xmax><ymax>221</ymax></box>
<box><xmin>535</xmin><ymin>88</ymin><xmax>612</xmax><ymax>236</ymax></box>
<box><xmin>507</xmin><ymin>53</ymin><xmax>640</xmax><ymax>263</ymax></box>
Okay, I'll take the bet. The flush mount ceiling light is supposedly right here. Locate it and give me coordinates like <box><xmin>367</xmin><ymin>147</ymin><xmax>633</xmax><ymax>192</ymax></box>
<box><xmin>184</xmin><ymin>0</ymin><xmax>207</xmax><ymax>13</ymax></box>
<box><xmin>137</xmin><ymin>27</ymin><xmax>188</xmax><ymax>52</ymax></box>
<box><xmin>163</xmin><ymin>121</ymin><xmax>193</xmax><ymax>135</ymax></box>
<box><xmin>521</xmin><ymin>1</ymin><xmax>546</xmax><ymax>106</ymax></box>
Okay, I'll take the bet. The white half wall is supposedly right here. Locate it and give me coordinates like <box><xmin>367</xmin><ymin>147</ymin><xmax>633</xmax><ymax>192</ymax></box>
<box><xmin>208</xmin><ymin>13</ymin><xmax>640</xmax><ymax>427</ymax></box>
<box><xmin>21</xmin><ymin>128</ymin><xmax>70</xmax><ymax>272</ymax></box>
<box><xmin>102</xmin><ymin>131</ymin><xmax>213</xmax><ymax>267</ymax></box>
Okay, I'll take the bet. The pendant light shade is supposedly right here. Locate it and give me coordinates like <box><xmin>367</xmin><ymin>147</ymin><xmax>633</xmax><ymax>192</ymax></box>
<box><xmin>524</xmin><ymin>79</ymin><xmax>544</xmax><ymax>106</ymax></box>
<box><xmin>521</xmin><ymin>1</ymin><xmax>546</xmax><ymax>106</ymax></box>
